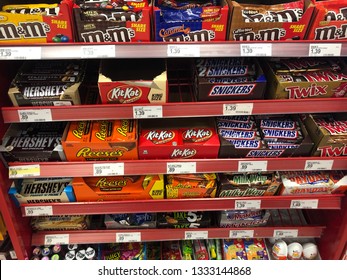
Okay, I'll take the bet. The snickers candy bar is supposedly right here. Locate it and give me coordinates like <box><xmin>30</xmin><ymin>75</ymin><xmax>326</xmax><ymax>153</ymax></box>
<box><xmin>208</xmin><ymin>76</ymin><xmax>256</xmax><ymax>83</ymax></box>
<box><xmin>260</xmin><ymin>119</ymin><xmax>298</xmax><ymax>130</ymax></box>
<box><xmin>261</xmin><ymin>129</ymin><xmax>303</xmax><ymax>143</ymax></box>
<box><xmin>217</xmin><ymin>115</ymin><xmax>253</xmax><ymax>123</ymax></box>
<box><xmin>267</xmin><ymin>141</ymin><xmax>300</xmax><ymax>149</ymax></box>
<box><xmin>227</xmin><ymin>139</ymin><xmax>266</xmax><ymax>149</ymax></box>
<box><xmin>198</xmin><ymin>64</ymin><xmax>256</xmax><ymax>77</ymax></box>
<box><xmin>196</xmin><ymin>57</ymin><xmax>247</xmax><ymax>67</ymax></box>
<box><xmin>219</xmin><ymin>129</ymin><xmax>260</xmax><ymax>140</ymax></box>
<box><xmin>217</xmin><ymin>121</ymin><xmax>255</xmax><ymax>131</ymax></box>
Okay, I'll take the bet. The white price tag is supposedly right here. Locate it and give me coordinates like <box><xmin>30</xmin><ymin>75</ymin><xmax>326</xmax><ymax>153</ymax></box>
<box><xmin>273</xmin><ymin>229</ymin><xmax>298</xmax><ymax>238</ymax></box>
<box><xmin>18</xmin><ymin>109</ymin><xmax>52</xmax><ymax>122</ymax></box>
<box><xmin>9</xmin><ymin>165</ymin><xmax>40</xmax><ymax>178</ymax></box>
<box><xmin>238</xmin><ymin>161</ymin><xmax>268</xmax><ymax>172</ymax></box>
<box><xmin>185</xmin><ymin>231</ymin><xmax>208</xmax><ymax>240</ymax></box>
<box><xmin>93</xmin><ymin>163</ymin><xmax>124</xmax><ymax>176</ymax></box>
<box><xmin>116</xmin><ymin>232</ymin><xmax>141</xmax><ymax>243</ymax></box>
<box><xmin>9</xmin><ymin>250</ymin><xmax>17</xmax><ymax>259</ymax></box>
<box><xmin>133</xmin><ymin>106</ymin><xmax>163</xmax><ymax>119</ymax></box>
<box><xmin>44</xmin><ymin>234</ymin><xmax>69</xmax><ymax>246</ymax></box>
<box><xmin>229</xmin><ymin>230</ymin><xmax>254</xmax><ymax>238</ymax></box>
<box><xmin>81</xmin><ymin>45</ymin><xmax>116</xmax><ymax>58</ymax></box>
<box><xmin>0</xmin><ymin>47</ymin><xmax>41</xmax><ymax>60</ymax></box>
<box><xmin>223</xmin><ymin>103</ymin><xmax>254</xmax><ymax>116</ymax></box>
<box><xmin>167</xmin><ymin>162</ymin><xmax>196</xmax><ymax>174</ymax></box>
<box><xmin>25</xmin><ymin>206</ymin><xmax>53</xmax><ymax>216</ymax></box>
<box><xmin>53</xmin><ymin>101</ymin><xmax>72</xmax><ymax>106</ymax></box>
<box><xmin>235</xmin><ymin>200</ymin><xmax>261</xmax><ymax>210</ymax></box>
<box><xmin>240</xmin><ymin>44</ymin><xmax>272</xmax><ymax>57</ymax></box>
<box><xmin>167</xmin><ymin>45</ymin><xmax>200</xmax><ymax>57</ymax></box>
<box><xmin>305</xmin><ymin>160</ymin><xmax>334</xmax><ymax>171</ymax></box>
<box><xmin>290</xmin><ymin>199</ymin><xmax>319</xmax><ymax>209</ymax></box>
<box><xmin>309</xmin><ymin>43</ymin><xmax>341</xmax><ymax>57</ymax></box>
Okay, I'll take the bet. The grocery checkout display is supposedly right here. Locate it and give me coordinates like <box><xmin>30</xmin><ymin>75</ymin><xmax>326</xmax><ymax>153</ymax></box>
<box><xmin>0</xmin><ymin>0</ymin><xmax>346</xmax><ymax>261</ymax></box>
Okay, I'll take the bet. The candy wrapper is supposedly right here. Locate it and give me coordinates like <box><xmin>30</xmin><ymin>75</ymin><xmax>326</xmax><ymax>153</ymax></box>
<box><xmin>101</xmin><ymin>242</ymin><xmax>147</xmax><ymax>260</ymax></box>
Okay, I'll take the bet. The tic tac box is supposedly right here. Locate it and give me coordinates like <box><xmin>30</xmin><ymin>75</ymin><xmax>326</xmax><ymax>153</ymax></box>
<box><xmin>61</xmin><ymin>119</ymin><xmax>138</xmax><ymax>161</ymax></box>
<box><xmin>218</xmin><ymin>115</ymin><xmax>314</xmax><ymax>158</ymax></box>
<box><xmin>0</xmin><ymin>0</ymin><xmax>74</xmax><ymax>44</ymax></box>
<box><xmin>194</xmin><ymin>58</ymin><xmax>267</xmax><ymax>101</ymax></box>
<box><xmin>157</xmin><ymin>211</ymin><xmax>212</xmax><ymax>228</ymax></box>
<box><xmin>139</xmin><ymin>118</ymin><xmax>220</xmax><ymax>159</ymax></box>
<box><xmin>8</xmin><ymin>177</ymin><xmax>75</xmax><ymax>207</ymax></box>
<box><xmin>217</xmin><ymin>172</ymin><xmax>282</xmax><ymax>197</ymax></box>
<box><xmin>227</xmin><ymin>0</ymin><xmax>314</xmax><ymax>41</ymax></box>
<box><xmin>153</xmin><ymin>0</ymin><xmax>229</xmax><ymax>42</ymax></box>
<box><xmin>279</xmin><ymin>170</ymin><xmax>347</xmax><ymax>195</ymax></box>
<box><xmin>307</xmin><ymin>0</ymin><xmax>347</xmax><ymax>40</ymax></box>
<box><xmin>72</xmin><ymin>175</ymin><xmax>164</xmax><ymax>202</ymax></box>
<box><xmin>302</xmin><ymin>113</ymin><xmax>347</xmax><ymax>157</ymax></box>
<box><xmin>165</xmin><ymin>173</ymin><xmax>217</xmax><ymax>199</ymax></box>
<box><xmin>0</xmin><ymin>122</ymin><xmax>67</xmax><ymax>166</ymax></box>
<box><xmin>262</xmin><ymin>58</ymin><xmax>347</xmax><ymax>99</ymax></box>
<box><xmin>98</xmin><ymin>59</ymin><xmax>168</xmax><ymax>104</ymax></box>
<box><xmin>73</xmin><ymin>0</ymin><xmax>151</xmax><ymax>42</ymax></box>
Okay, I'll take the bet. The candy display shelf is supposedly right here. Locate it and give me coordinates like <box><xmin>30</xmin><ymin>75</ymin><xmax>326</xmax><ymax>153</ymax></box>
<box><xmin>3</xmin><ymin>98</ymin><xmax>347</xmax><ymax>122</ymax></box>
<box><xmin>1</xmin><ymin>41</ymin><xmax>347</xmax><ymax>59</ymax></box>
<box><xmin>21</xmin><ymin>194</ymin><xmax>343</xmax><ymax>217</ymax></box>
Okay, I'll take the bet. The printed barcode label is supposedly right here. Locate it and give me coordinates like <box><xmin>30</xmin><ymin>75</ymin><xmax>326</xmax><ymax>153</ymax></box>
<box><xmin>9</xmin><ymin>165</ymin><xmax>40</xmax><ymax>178</ymax></box>
<box><xmin>81</xmin><ymin>45</ymin><xmax>116</xmax><ymax>58</ymax></box>
<box><xmin>0</xmin><ymin>47</ymin><xmax>41</xmax><ymax>59</ymax></box>
<box><xmin>309</xmin><ymin>43</ymin><xmax>341</xmax><ymax>57</ymax></box>
<box><xmin>18</xmin><ymin>109</ymin><xmax>52</xmax><ymax>122</ymax></box>
<box><xmin>305</xmin><ymin>160</ymin><xmax>334</xmax><ymax>171</ymax></box>
<box><xmin>240</xmin><ymin>44</ymin><xmax>272</xmax><ymax>57</ymax></box>
<box><xmin>238</xmin><ymin>161</ymin><xmax>268</xmax><ymax>172</ymax></box>
<box><xmin>229</xmin><ymin>230</ymin><xmax>254</xmax><ymax>238</ymax></box>
<box><xmin>116</xmin><ymin>232</ymin><xmax>141</xmax><ymax>243</ymax></box>
<box><xmin>93</xmin><ymin>163</ymin><xmax>124</xmax><ymax>176</ymax></box>
<box><xmin>167</xmin><ymin>162</ymin><xmax>196</xmax><ymax>174</ymax></box>
<box><xmin>235</xmin><ymin>200</ymin><xmax>261</xmax><ymax>210</ymax></box>
<box><xmin>133</xmin><ymin>106</ymin><xmax>163</xmax><ymax>119</ymax></box>
<box><xmin>167</xmin><ymin>45</ymin><xmax>200</xmax><ymax>57</ymax></box>
<box><xmin>185</xmin><ymin>231</ymin><xmax>208</xmax><ymax>240</ymax></box>
<box><xmin>223</xmin><ymin>103</ymin><xmax>254</xmax><ymax>116</ymax></box>
<box><xmin>290</xmin><ymin>199</ymin><xmax>319</xmax><ymax>209</ymax></box>
<box><xmin>44</xmin><ymin>234</ymin><xmax>69</xmax><ymax>246</ymax></box>
<box><xmin>273</xmin><ymin>229</ymin><xmax>298</xmax><ymax>238</ymax></box>
<box><xmin>25</xmin><ymin>206</ymin><xmax>53</xmax><ymax>216</ymax></box>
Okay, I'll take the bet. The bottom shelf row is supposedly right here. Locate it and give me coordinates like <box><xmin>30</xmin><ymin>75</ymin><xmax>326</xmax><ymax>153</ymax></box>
<box><xmin>30</xmin><ymin>238</ymin><xmax>320</xmax><ymax>261</ymax></box>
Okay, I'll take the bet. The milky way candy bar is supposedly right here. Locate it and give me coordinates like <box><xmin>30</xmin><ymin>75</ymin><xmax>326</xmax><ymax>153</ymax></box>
<box><xmin>261</xmin><ymin>129</ymin><xmax>303</xmax><ymax>143</ymax></box>
<box><xmin>260</xmin><ymin>119</ymin><xmax>298</xmax><ymax>130</ymax></box>
<box><xmin>219</xmin><ymin>129</ymin><xmax>260</xmax><ymax>140</ymax></box>
<box><xmin>227</xmin><ymin>139</ymin><xmax>265</xmax><ymax>149</ymax></box>
<box><xmin>198</xmin><ymin>64</ymin><xmax>256</xmax><ymax>77</ymax></box>
<box><xmin>217</xmin><ymin>121</ymin><xmax>255</xmax><ymax>131</ymax></box>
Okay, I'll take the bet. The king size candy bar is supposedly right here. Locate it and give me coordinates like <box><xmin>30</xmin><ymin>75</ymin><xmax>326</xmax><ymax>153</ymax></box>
<box><xmin>198</xmin><ymin>64</ymin><xmax>256</xmax><ymax>77</ymax></box>
<box><xmin>278</xmin><ymin>70</ymin><xmax>347</xmax><ymax>83</ymax></box>
<box><xmin>269</xmin><ymin>58</ymin><xmax>342</xmax><ymax>73</ymax></box>
<box><xmin>227</xmin><ymin>139</ymin><xmax>264</xmax><ymax>149</ymax></box>
<box><xmin>196</xmin><ymin>57</ymin><xmax>246</xmax><ymax>67</ymax></box>
<box><xmin>262</xmin><ymin>128</ymin><xmax>302</xmax><ymax>143</ymax></box>
<box><xmin>217</xmin><ymin>121</ymin><xmax>255</xmax><ymax>131</ymax></box>
<box><xmin>217</xmin><ymin>116</ymin><xmax>253</xmax><ymax>123</ymax></box>
<box><xmin>219</xmin><ymin>129</ymin><xmax>259</xmax><ymax>140</ymax></box>
<box><xmin>260</xmin><ymin>119</ymin><xmax>298</xmax><ymax>130</ymax></box>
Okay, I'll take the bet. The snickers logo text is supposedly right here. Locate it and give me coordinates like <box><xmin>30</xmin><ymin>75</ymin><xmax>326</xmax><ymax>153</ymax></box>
<box><xmin>209</xmin><ymin>84</ymin><xmax>255</xmax><ymax>96</ymax></box>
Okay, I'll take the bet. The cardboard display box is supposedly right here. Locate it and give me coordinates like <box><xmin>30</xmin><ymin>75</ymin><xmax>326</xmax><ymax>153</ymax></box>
<box><xmin>73</xmin><ymin>0</ymin><xmax>151</xmax><ymax>42</ymax></box>
<box><xmin>104</xmin><ymin>213</ymin><xmax>157</xmax><ymax>229</ymax></box>
<box><xmin>194</xmin><ymin>58</ymin><xmax>267</xmax><ymax>101</ymax></box>
<box><xmin>302</xmin><ymin>113</ymin><xmax>347</xmax><ymax>157</ymax></box>
<box><xmin>0</xmin><ymin>122</ymin><xmax>66</xmax><ymax>166</ymax></box>
<box><xmin>72</xmin><ymin>174</ymin><xmax>164</xmax><ymax>202</ymax></box>
<box><xmin>0</xmin><ymin>0</ymin><xmax>75</xmax><ymax>44</ymax></box>
<box><xmin>262</xmin><ymin>57</ymin><xmax>347</xmax><ymax>99</ymax></box>
<box><xmin>227</xmin><ymin>0</ymin><xmax>314</xmax><ymax>41</ymax></box>
<box><xmin>98</xmin><ymin>59</ymin><xmax>168</xmax><ymax>104</ymax></box>
<box><xmin>139</xmin><ymin>118</ymin><xmax>220</xmax><ymax>159</ymax></box>
<box><xmin>218</xmin><ymin>115</ymin><xmax>314</xmax><ymax>158</ymax></box>
<box><xmin>8</xmin><ymin>178</ymin><xmax>75</xmax><ymax>207</ymax></box>
<box><xmin>307</xmin><ymin>0</ymin><xmax>347</xmax><ymax>40</ymax></box>
<box><xmin>62</xmin><ymin>119</ymin><xmax>138</xmax><ymax>161</ymax></box>
<box><xmin>279</xmin><ymin>170</ymin><xmax>347</xmax><ymax>195</ymax></box>
<box><xmin>153</xmin><ymin>0</ymin><xmax>229</xmax><ymax>42</ymax></box>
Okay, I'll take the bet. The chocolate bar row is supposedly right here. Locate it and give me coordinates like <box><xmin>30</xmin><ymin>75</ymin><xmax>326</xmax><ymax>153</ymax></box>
<box><xmin>1</xmin><ymin>0</ymin><xmax>347</xmax><ymax>43</ymax></box>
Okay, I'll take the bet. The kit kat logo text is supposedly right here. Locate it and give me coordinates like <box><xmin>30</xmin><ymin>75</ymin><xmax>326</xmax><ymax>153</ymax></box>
<box><xmin>182</xmin><ymin>128</ymin><xmax>212</xmax><ymax>142</ymax></box>
<box><xmin>107</xmin><ymin>85</ymin><xmax>142</xmax><ymax>103</ymax></box>
<box><xmin>0</xmin><ymin>22</ymin><xmax>50</xmax><ymax>40</ymax></box>
<box><xmin>171</xmin><ymin>148</ymin><xmax>197</xmax><ymax>158</ymax></box>
<box><xmin>145</xmin><ymin>130</ymin><xmax>175</xmax><ymax>144</ymax></box>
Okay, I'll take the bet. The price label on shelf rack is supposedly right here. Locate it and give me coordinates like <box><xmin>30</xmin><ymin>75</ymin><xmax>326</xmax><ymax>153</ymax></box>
<box><xmin>167</xmin><ymin>45</ymin><xmax>200</xmax><ymax>57</ymax></box>
<box><xmin>238</xmin><ymin>161</ymin><xmax>268</xmax><ymax>172</ymax></box>
<box><xmin>18</xmin><ymin>109</ymin><xmax>52</xmax><ymax>122</ymax></box>
<box><xmin>44</xmin><ymin>234</ymin><xmax>69</xmax><ymax>246</ymax></box>
<box><xmin>304</xmin><ymin>160</ymin><xmax>334</xmax><ymax>171</ymax></box>
<box><xmin>9</xmin><ymin>165</ymin><xmax>40</xmax><ymax>179</ymax></box>
<box><xmin>309</xmin><ymin>43</ymin><xmax>341</xmax><ymax>57</ymax></box>
<box><xmin>223</xmin><ymin>103</ymin><xmax>254</xmax><ymax>116</ymax></box>
<box><xmin>93</xmin><ymin>163</ymin><xmax>124</xmax><ymax>176</ymax></box>
<box><xmin>229</xmin><ymin>230</ymin><xmax>254</xmax><ymax>238</ymax></box>
<box><xmin>240</xmin><ymin>44</ymin><xmax>272</xmax><ymax>57</ymax></box>
<box><xmin>273</xmin><ymin>229</ymin><xmax>298</xmax><ymax>238</ymax></box>
<box><xmin>81</xmin><ymin>45</ymin><xmax>116</xmax><ymax>58</ymax></box>
<box><xmin>235</xmin><ymin>200</ymin><xmax>261</xmax><ymax>210</ymax></box>
<box><xmin>185</xmin><ymin>231</ymin><xmax>208</xmax><ymax>240</ymax></box>
<box><xmin>0</xmin><ymin>47</ymin><xmax>41</xmax><ymax>60</ymax></box>
<box><xmin>290</xmin><ymin>199</ymin><xmax>319</xmax><ymax>209</ymax></box>
<box><xmin>167</xmin><ymin>162</ymin><xmax>196</xmax><ymax>174</ymax></box>
<box><xmin>116</xmin><ymin>232</ymin><xmax>141</xmax><ymax>243</ymax></box>
<box><xmin>133</xmin><ymin>106</ymin><xmax>163</xmax><ymax>119</ymax></box>
<box><xmin>25</xmin><ymin>206</ymin><xmax>53</xmax><ymax>216</ymax></box>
